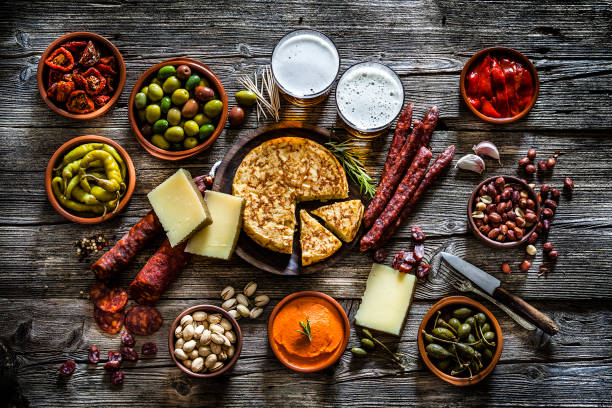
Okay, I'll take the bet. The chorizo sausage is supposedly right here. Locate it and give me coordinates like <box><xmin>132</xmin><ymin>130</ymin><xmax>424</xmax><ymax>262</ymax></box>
<box><xmin>361</xmin><ymin>146</ymin><xmax>432</xmax><ymax>251</ymax></box>
<box><xmin>363</xmin><ymin>106</ymin><xmax>439</xmax><ymax>228</ymax></box>
<box><xmin>381</xmin><ymin>103</ymin><xmax>413</xmax><ymax>183</ymax></box>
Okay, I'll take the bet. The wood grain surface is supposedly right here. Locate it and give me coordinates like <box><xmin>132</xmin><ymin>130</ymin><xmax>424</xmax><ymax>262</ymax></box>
<box><xmin>0</xmin><ymin>0</ymin><xmax>611</xmax><ymax>407</ymax></box>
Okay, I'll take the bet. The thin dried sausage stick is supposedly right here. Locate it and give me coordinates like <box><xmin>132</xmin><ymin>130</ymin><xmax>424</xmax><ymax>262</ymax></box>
<box><xmin>374</xmin><ymin>145</ymin><xmax>455</xmax><ymax>249</ymax></box>
<box><xmin>91</xmin><ymin>175</ymin><xmax>213</xmax><ymax>280</ymax></box>
<box><xmin>360</xmin><ymin>146</ymin><xmax>432</xmax><ymax>251</ymax></box>
<box><xmin>363</xmin><ymin>106</ymin><xmax>439</xmax><ymax>228</ymax></box>
<box><xmin>381</xmin><ymin>103</ymin><xmax>413</xmax><ymax>182</ymax></box>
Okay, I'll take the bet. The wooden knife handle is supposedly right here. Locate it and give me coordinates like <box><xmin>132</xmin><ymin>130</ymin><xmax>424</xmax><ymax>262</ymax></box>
<box><xmin>492</xmin><ymin>287</ymin><xmax>559</xmax><ymax>335</ymax></box>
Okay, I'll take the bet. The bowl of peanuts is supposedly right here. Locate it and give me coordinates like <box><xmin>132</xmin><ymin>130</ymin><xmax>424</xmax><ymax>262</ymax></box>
<box><xmin>169</xmin><ymin>305</ymin><xmax>242</xmax><ymax>378</ymax></box>
<box><xmin>467</xmin><ymin>175</ymin><xmax>540</xmax><ymax>249</ymax></box>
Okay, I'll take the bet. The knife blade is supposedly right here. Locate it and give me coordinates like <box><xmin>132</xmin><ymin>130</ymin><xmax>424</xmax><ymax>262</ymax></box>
<box><xmin>440</xmin><ymin>252</ymin><xmax>559</xmax><ymax>335</ymax></box>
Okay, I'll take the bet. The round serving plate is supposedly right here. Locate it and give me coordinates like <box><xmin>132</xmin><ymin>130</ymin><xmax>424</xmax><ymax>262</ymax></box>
<box><xmin>213</xmin><ymin>121</ymin><xmax>364</xmax><ymax>276</ymax></box>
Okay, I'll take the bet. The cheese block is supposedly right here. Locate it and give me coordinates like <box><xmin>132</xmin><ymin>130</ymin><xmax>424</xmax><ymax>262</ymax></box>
<box><xmin>147</xmin><ymin>169</ymin><xmax>211</xmax><ymax>247</ymax></box>
<box><xmin>299</xmin><ymin>209</ymin><xmax>342</xmax><ymax>266</ymax></box>
<box><xmin>311</xmin><ymin>199</ymin><xmax>364</xmax><ymax>242</ymax></box>
<box><xmin>354</xmin><ymin>263</ymin><xmax>416</xmax><ymax>336</ymax></box>
<box><xmin>185</xmin><ymin>191</ymin><xmax>245</xmax><ymax>260</ymax></box>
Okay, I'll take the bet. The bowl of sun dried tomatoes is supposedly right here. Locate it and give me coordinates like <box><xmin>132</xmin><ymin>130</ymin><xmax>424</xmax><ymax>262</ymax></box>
<box><xmin>37</xmin><ymin>32</ymin><xmax>126</xmax><ymax>120</ymax></box>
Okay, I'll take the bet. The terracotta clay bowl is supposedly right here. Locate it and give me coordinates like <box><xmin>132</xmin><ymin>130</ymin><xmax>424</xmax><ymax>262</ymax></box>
<box><xmin>467</xmin><ymin>175</ymin><xmax>540</xmax><ymax>249</ymax></box>
<box><xmin>37</xmin><ymin>32</ymin><xmax>126</xmax><ymax>120</ymax></box>
<box><xmin>267</xmin><ymin>291</ymin><xmax>350</xmax><ymax>373</ymax></box>
<box><xmin>460</xmin><ymin>46</ymin><xmax>539</xmax><ymax>124</ymax></box>
<box><xmin>417</xmin><ymin>296</ymin><xmax>503</xmax><ymax>386</ymax></box>
<box><xmin>169</xmin><ymin>305</ymin><xmax>243</xmax><ymax>378</ymax></box>
<box><xmin>129</xmin><ymin>58</ymin><xmax>227</xmax><ymax>161</ymax></box>
<box><xmin>45</xmin><ymin>135</ymin><xmax>135</xmax><ymax>224</ymax></box>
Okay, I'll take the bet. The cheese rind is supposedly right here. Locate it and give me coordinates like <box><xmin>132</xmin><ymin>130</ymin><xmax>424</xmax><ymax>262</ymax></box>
<box><xmin>354</xmin><ymin>263</ymin><xmax>416</xmax><ymax>336</ymax></box>
<box><xmin>147</xmin><ymin>169</ymin><xmax>211</xmax><ymax>247</ymax></box>
<box><xmin>185</xmin><ymin>191</ymin><xmax>245</xmax><ymax>260</ymax></box>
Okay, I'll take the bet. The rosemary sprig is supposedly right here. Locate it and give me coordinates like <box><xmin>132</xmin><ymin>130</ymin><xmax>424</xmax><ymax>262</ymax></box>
<box><xmin>325</xmin><ymin>136</ymin><xmax>375</xmax><ymax>198</ymax></box>
<box><xmin>296</xmin><ymin>319</ymin><xmax>312</xmax><ymax>342</ymax></box>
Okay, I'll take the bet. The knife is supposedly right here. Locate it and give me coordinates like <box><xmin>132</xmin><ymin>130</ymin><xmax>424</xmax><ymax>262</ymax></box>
<box><xmin>440</xmin><ymin>252</ymin><xmax>559</xmax><ymax>335</ymax></box>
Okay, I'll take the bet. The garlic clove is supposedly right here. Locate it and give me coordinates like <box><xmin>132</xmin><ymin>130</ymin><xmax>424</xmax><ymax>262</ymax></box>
<box><xmin>473</xmin><ymin>141</ymin><xmax>501</xmax><ymax>164</ymax></box>
<box><xmin>456</xmin><ymin>154</ymin><xmax>486</xmax><ymax>174</ymax></box>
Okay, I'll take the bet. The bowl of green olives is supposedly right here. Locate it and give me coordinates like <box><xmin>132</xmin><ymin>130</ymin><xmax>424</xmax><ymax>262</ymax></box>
<box><xmin>129</xmin><ymin>58</ymin><xmax>227</xmax><ymax>161</ymax></box>
<box><xmin>417</xmin><ymin>296</ymin><xmax>503</xmax><ymax>386</ymax></box>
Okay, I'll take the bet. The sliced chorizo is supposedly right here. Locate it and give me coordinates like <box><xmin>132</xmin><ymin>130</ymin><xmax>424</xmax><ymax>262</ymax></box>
<box><xmin>124</xmin><ymin>305</ymin><xmax>163</xmax><ymax>336</ymax></box>
<box><xmin>90</xmin><ymin>282</ymin><xmax>128</xmax><ymax>313</ymax></box>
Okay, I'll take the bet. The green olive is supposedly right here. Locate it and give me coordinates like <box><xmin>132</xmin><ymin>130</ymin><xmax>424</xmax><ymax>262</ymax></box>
<box><xmin>171</xmin><ymin>89</ymin><xmax>190</xmax><ymax>106</ymax></box>
<box><xmin>137</xmin><ymin>109</ymin><xmax>146</xmax><ymax>122</ymax></box>
<box><xmin>167</xmin><ymin>107</ymin><xmax>181</xmax><ymax>126</ymax></box>
<box><xmin>193</xmin><ymin>113</ymin><xmax>211</xmax><ymax>126</ymax></box>
<box><xmin>162</xmin><ymin>76</ymin><xmax>181</xmax><ymax>94</ymax></box>
<box><xmin>160</xmin><ymin>96</ymin><xmax>172</xmax><ymax>114</ymax></box>
<box><xmin>198</xmin><ymin>124</ymin><xmax>215</xmax><ymax>140</ymax></box>
<box><xmin>476</xmin><ymin>313</ymin><xmax>487</xmax><ymax>326</ymax></box>
<box><xmin>235</xmin><ymin>90</ymin><xmax>257</xmax><ymax>107</ymax></box>
<box><xmin>185</xmin><ymin>74</ymin><xmax>201</xmax><ymax>91</ymax></box>
<box><xmin>432</xmin><ymin>327</ymin><xmax>457</xmax><ymax>341</ymax></box>
<box><xmin>140</xmin><ymin>86</ymin><xmax>149</xmax><ymax>97</ymax></box>
<box><xmin>457</xmin><ymin>323</ymin><xmax>472</xmax><ymax>339</ymax></box>
<box><xmin>204</xmin><ymin>99</ymin><xmax>223</xmax><ymax>118</ymax></box>
<box><xmin>183</xmin><ymin>136</ymin><xmax>198</xmax><ymax>149</ymax></box>
<box><xmin>157</xmin><ymin>65</ymin><xmax>176</xmax><ymax>80</ymax></box>
<box><xmin>134</xmin><ymin>92</ymin><xmax>147</xmax><ymax>110</ymax></box>
<box><xmin>448</xmin><ymin>317</ymin><xmax>461</xmax><ymax>331</ymax></box>
<box><xmin>151</xmin><ymin>134</ymin><xmax>170</xmax><ymax>150</ymax></box>
<box><xmin>198</xmin><ymin>78</ymin><xmax>210</xmax><ymax>88</ymax></box>
<box><xmin>148</xmin><ymin>83</ymin><xmax>163</xmax><ymax>102</ymax></box>
<box><xmin>425</xmin><ymin>343</ymin><xmax>453</xmax><ymax>360</ymax></box>
<box><xmin>145</xmin><ymin>104</ymin><xmax>161</xmax><ymax>124</ymax></box>
<box><xmin>150</xmin><ymin>78</ymin><xmax>162</xmax><ymax>86</ymax></box>
<box><xmin>484</xmin><ymin>331</ymin><xmax>496</xmax><ymax>342</ymax></box>
<box><xmin>170</xmin><ymin>142</ymin><xmax>183</xmax><ymax>151</ymax></box>
<box><xmin>164</xmin><ymin>126</ymin><xmax>185</xmax><ymax>143</ymax></box>
<box><xmin>183</xmin><ymin>120</ymin><xmax>200</xmax><ymax>137</ymax></box>
<box><xmin>453</xmin><ymin>308</ymin><xmax>473</xmax><ymax>320</ymax></box>
<box><xmin>152</xmin><ymin>119</ymin><xmax>169</xmax><ymax>135</ymax></box>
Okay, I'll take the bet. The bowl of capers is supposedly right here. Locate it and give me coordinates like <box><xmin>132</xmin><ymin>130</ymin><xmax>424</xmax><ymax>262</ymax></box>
<box><xmin>417</xmin><ymin>296</ymin><xmax>503</xmax><ymax>386</ymax></box>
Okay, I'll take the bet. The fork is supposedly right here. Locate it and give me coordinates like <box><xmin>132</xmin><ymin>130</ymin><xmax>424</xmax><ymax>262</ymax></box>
<box><xmin>438</xmin><ymin>265</ymin><xmax>536</xmax><ymax>331</ymax></box>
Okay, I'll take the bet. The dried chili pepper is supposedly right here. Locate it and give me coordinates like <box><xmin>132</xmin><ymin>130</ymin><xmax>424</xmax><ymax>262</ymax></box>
<box><xmin>45</xmin><ymin>47</ymin><xmax>75</xmax><ymax>72</ymax></box>
<box><xmin>73</xmin><ymin>67</ymin><xmax>106</xmax><ymax>95</ymax></box>
<box><xmin>79</xmin><ymin>40</ymin><xmax>100</xmax><ymax>67</ymax></box>
<box><xmin>95</xmin><ymin>63</ymin><xmax>116</xmax><ymax>76</ymax></box>
<box><xmin>66</xmin><ymin>90</ymin><xmax>94</xmax><ymax>113</ymax></box>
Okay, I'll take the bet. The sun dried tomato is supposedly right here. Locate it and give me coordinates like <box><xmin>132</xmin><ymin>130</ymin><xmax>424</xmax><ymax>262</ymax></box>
<box><xmin>141</xmin><ymin>342</ymin><xmax>158</xmax><ymax>355</ymax></box>
<box><xmin>54</xmin><ymin>81</ymin><xmax>75</xmax><ymax>103</ymax></box>
<box><xmin>88</xmin><ymin>345</ymin><xmax>101</xmax><ymax>364</ymax></box>
<box><xmin>78</xmin><ymin>40</ymin><xmax>100</xmax><ymax>67</ymax></box>
<box><xmin>48</xmin><ymin>69</ymin><xmax>64</xmax><ymax>86</ymax></box>
<box><xmin>99</xmin><ymin>56</ymin><xmax>116</xmax><ymax>68</ymax></box>
<box><xmin>120</xmin><ymin>331</ymin><xmax>135</xmax><ymax>347</ymax></box>
<box><xmin>61</xmin><ymin>40</ymin><xmax>87</xmax><ymax>55</ymax></box>
<box><xmin>104</xmin><ymin>350</ymin><xmax>122</xmax><ymax>371</ymax></box>
<box><xmin>93</xmin><ymin>95</ymin><xmax>110</xmax><ymax>108</ymax></box>
<box><xmin>110</xmin><ymin>370</ymin><xmax>125</xmax><ymax>386</ymax></box>
<box><xmin>95</xmin><ymin>63</ymin><xmax>116</xmax><ymax>76</ymax></box>
<box><xmin>66</xmin><ymin>90</ymin><xmax>94</xmax><ymax>113</ymax></box>
<box><xmin>119</xmin><ymin>347</ymin><xmax>139</xmax><ymax>362</ymax></box>
<box><xmin>73</xmin><ymin>67</ymin><xmax>106</xmax><ymax>95</ymax></box>
<box><xmin>45</xmin><ymin>47</ymin><xmax>75</xmax><ymax>72</ymax></box>
<box><xmin>59</xmin><ymin>359</ymin><xmax>76</xmax><ymax>376</ymax></box>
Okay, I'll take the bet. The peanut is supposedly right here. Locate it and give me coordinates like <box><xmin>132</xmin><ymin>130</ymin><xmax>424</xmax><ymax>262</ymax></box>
<box><xmin>520</xmin><ymin>260</ymin><xmax>531</xmax><ymax>272</ymax></box>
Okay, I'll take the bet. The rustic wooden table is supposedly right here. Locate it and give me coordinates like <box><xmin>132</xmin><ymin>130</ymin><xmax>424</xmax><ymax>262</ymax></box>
<box><xmin>1</xmin><ymin>1</ymin><xmax>611</xmax><ymax>407</ymax></box>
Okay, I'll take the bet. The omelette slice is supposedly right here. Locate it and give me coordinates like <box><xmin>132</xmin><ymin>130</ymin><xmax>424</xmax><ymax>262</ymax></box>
<box><xmin>311</xmin><ymin>199</ymin><xmax>364</xmax><ymax>242</ymax></box>
<box><xmin>299</xmin><ymin>210</ymin><xmax>342</xmax><ymax>266</ymax></box>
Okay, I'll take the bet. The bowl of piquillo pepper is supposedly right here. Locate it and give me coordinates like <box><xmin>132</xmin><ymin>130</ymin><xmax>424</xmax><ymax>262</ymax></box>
<box><xmin>460</xmin><ymin>47</ymin><xmax>539</xmax><ymax>124</ymax></box>
<box><xmin>45</xmin><ymin>135</ymin><xmax>136</xmax><ymax>224</ymax></box>
<box><xmin>417</xmin><ymin>296</ymin><xmax>503</xmax><ymax>386</ymax></box>
<box><xmin>37</xmin><ymin>32</ymin><xmax>126</xmax><ymax>120</ymax></box>
<box><xmin>467</xmin><ymin>175</ymin><xmax>540</xmax><ymax>249</ymax></box>
<box><xmin>128</xmin><ymin>58</ymin><xmax>228</xmax><ymax>161</ymax></box>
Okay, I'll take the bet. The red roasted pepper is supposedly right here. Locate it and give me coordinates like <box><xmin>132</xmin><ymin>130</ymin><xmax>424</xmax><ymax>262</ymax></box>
<box><xmin>490</xmin><ymin>57</ymin><xmax>509</xmax><ymax>117</ymax></box>
<box><xmin>45</xmin><ymin>47</ymin><xmax>74</xmax><ymax>72</ymax></box>
<box><xmin>66</xmin><ymin>90</ymin><xmax>94</xmax><ymax>113</ymax></box>
<box><xmin>480</xmin><ymin>97</ymin><xmax>501</xmax><ymax>118</ymax></box>
<box><xmin>500</xmin><ymin>58</ymin><xmax>519</xmax><ymax>116</ymax></box>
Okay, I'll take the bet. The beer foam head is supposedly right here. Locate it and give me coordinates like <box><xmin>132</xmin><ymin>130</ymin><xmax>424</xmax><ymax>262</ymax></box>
<box><xmin>336</xmin><ymin>62</ymin><xmax>404</xmax><ymax>131</ymax></box>
<box><xmin>272</xmin><ymin>30</ymin><xmax>340</xmax><ymax>97</ymax></box>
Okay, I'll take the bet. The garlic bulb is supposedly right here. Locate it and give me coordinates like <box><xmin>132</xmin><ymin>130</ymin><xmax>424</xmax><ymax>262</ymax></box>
<box><xmin>472</xmin><ymin>141</ymin><xmax>500</xmax><ymax>164</ymax></box>
<box><xmin>456</xmin><ymin>154</ymin><xmax>486</xmax><ymax>174</ymax></box>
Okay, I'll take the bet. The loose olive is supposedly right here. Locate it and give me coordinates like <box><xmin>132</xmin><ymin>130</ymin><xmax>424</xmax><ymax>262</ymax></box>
<box><xmin>183</xmin><ymin>120</ymin><xmax>199</xmax><ymax>137</ymax></box>
<box><xmin>194</xmin><ymin>86</ymin><xmax>215</xmax><ymax>102</ymax></box>
<box><xmin>465</xmin><ymin>316</ymin><xmax>475</xmax><ymax>327</ymax></box>
<box><xmin>167</xmin><ymin>107</ymin><xmax>181</xmax><ymax>126</ymax></box>
<box><xmin>229</xmin><ymin>106</ymin><xmax>245</xmax><ymax>127</ymax></box>
<box><xmin>151</xmin><ymin>134</ymin><xmax>170</xmax><ymax>150</ymax></box>
<box><xmin>476</xmin><ymin>313</ymin><xmax>487</xmax><ymax>326</ymax></box>
<box><xmin>481</xmin><ymin>323</ymin><xmax>491</xmax><ymax>333</ymax></box>
<box><xmin>140</xmin><ymin>123</ymin><xmax>153</xmax><ymax>137</ymax></box>
<box><xmin>193</xmin><ymin>113</ymin><xmax>211</xmax><ymax>126</ymax></box>
<box><xmin>235</xmin><ymin>90</ymin><xmax>257</xmax><ymax>107</ymax></box>
<box><xmin>198</xmin><ymin>124</ymin><xmax>215</xmax><ymax>140</ymax></box>
<box><xmin>360</xmin><ymin>338</ymin><xmax>375</xmax><ymax>349</ymax></box>
<box><xmin>432</xmin><ymin>327</ymin><xmax>457</xmax><ymax>341</ymax></box>
<box><xmin>164</xmin><ymin>126</ymin><xmax>185</xmax><ymax>143</ymax></box>
<box><xmin>145</xmin><ymin>104</ymin><xmax>161</xmax><ymax>124</ymax></box>
<box><xmin>148</xmin><ymin>83</ymin><xmax>163</xmax><ymax>101</ymax></box>
<box><xmin>448</xmin><ymin>317</ymin><xmax>461</xmax><ymax>331</ymax></box>
<box><xmin>484</xmin><ymin>331</ymin><xmax>496</xmax><ymax>342</ymax></box>
<box><xmin>157</xmin><ymin>65</ymin><xmax>176</xmax><ymax>80</ymax></box>
<box><xmin>134</xmin><ymin>92</ymin><xmax>147</xmax><ymax>110</ymax></box>
<box><xmin>453</xmin><ymin>308</ymin><xmax>473</xmax><ymax>320</ymax></box>
<box><xmin>137</xmin><ymin>109</ymin><xmax>146</xmax><ymax>122</ymax></box>
<box><xmin>152</xmin><ymin>119</ymin><xmax>169</xmax><ymax>135</ymax></box>
<box><xmin>425</xmin><ymin>343</ymin><xmax>453</xmax><ymax>360</ymax></box>
<box><xmin>181</xmin><ymin>98</ymin><xmax>199</xmax><ymax>119</ymax></box>
<box><xmin>171</xmin><ymin>89</ymin><xmax>190</xmax><ymax>106</ymax></box>
<box><xmin>436</xmin><ymin>359</ymin><xmax>452</xmax><ymax>371</ymax></box>
<box><xmin>204</xmin><ymin>99</ymin><xmax>224</xmax><ymax>118</ymax></box>
<box><xmin>160</xmin><ymin>96</ymin><xmax>172</xmax><ymax>114</ymax></box>
<box><xmin>183</xmin><ymin>137</ymin><xmax>198</xmax><ymax>149</ymax></box>
<box><xmin>176</xmin><ymin>64</ymin><xmax>191</xmax><ymax>81</ymax></box>
<box><xmin>457</xmin><ymin>323</ymin><xmax>472</xmax><ymax>339</ymax></box>
<box><xmin>185</xmin><ymin>74</ymin><xmax>201</xmax><ymax>91</ymax></box>
<box><xmin>162</xmin><ymin>76</ymin><xmax>181</xmax><ymax>94</ymax></box>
